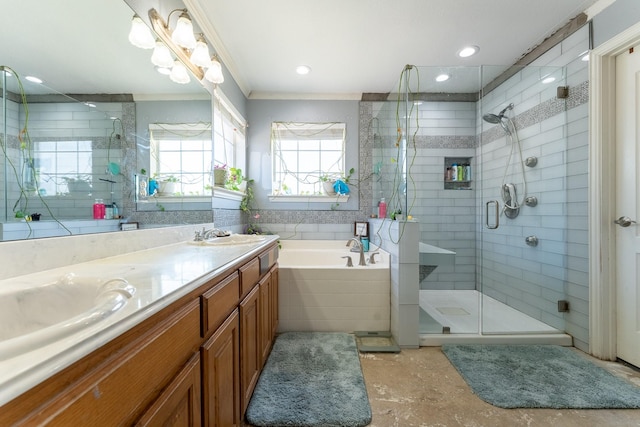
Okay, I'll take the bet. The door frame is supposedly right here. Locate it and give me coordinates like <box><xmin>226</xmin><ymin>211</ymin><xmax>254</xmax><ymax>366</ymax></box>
<box><xmin>589</xmin><ymin>20</ymin><xmax>640</xmax><ymax>360</ymax></box>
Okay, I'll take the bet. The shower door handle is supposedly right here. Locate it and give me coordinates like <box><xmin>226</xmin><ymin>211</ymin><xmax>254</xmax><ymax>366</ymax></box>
<box><xmin>486</xmin><ymin>200</ymin><xmax>500</xmax><ymax>229</ymax></box>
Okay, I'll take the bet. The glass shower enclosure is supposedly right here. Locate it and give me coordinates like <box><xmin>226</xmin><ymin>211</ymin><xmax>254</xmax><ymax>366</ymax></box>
<box><xmin>372</xmin><ymin>64</ymin><xmax>575</xmax><ymax>343</ymax></box>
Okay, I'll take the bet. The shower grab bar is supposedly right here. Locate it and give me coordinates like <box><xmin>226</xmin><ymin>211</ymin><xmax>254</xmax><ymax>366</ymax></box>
<box><xmin>486</xmin><ymin>200</ymin><xmax>499</xmax><ymax>229</ymax></box>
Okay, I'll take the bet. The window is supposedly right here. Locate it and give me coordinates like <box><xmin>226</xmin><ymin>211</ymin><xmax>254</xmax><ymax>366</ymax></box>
<box><xmin>213</xmin><ymin>95</ymin><xmax>246</xmax><ymax>179</ymax></box>
<box><xmin>271</xmin><ymin>122</ymin><xmax>346</xmax><ymax>196</ymax></box>
<box><xmin>150</xmin><ymin>123</ymin><xmax>212</xmax><ymax>196</ymax></box>
<box><xmin>31</xmin><ymin>140</ymin><xmax>93</xmax><ymax>196</ymax></box>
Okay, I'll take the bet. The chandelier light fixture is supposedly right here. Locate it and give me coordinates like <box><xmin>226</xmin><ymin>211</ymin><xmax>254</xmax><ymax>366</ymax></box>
<box><xmin>128</xmin><ymin>15</ymin><xmax>155</xmax><ymax>49</ymax></box>
<box><xmin>128</xmin><ymin>8</ymin><xmax>224</xmax><ymax>85</ymax></box>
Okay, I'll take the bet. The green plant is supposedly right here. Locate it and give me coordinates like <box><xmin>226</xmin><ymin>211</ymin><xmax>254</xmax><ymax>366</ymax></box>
<box><xmin>162</xmin><ymin>175</ymin><xmax>180</xmax><ymax>183</ymax></box>
<box><xmin>225</xmin><ymin>167</ymin><xmax>244</xmax><ymax>191</ymax></box>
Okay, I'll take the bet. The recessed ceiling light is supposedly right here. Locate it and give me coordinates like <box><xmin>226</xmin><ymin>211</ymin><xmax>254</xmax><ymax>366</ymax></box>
<box><xmin>413</xmin><ymin>101</ymin><xmax>423</xmax><ymax>106</ymax></box>
<box><xmin>457</xmin><ymin>46</ymin><xmax>479</xmax><ymax>58</ymax></box>
<box><xmin>542</xmin><ymin>76</ymin><xmax>556</xmax><ymax>84</ymax></box>
<box><xmin>435</xmin><ymin>73</ymin><xmax>450</xmax><ymax>82</ymax></box>
<box><xmin>296</xmin><ymin>65</ymin><xmax>311</xmax><ymax>75</ymax></box>
<box><xmin>25</xmin><ymin>75</ymin><xmax>43</xmax><ymax>84</ymax></box>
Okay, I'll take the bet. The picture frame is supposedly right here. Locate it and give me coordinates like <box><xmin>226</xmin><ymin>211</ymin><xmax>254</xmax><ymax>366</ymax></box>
<box><xmin>354</xmin><ymin>221</ymin><xmax>369</xmax><ymax>237</ymax></box>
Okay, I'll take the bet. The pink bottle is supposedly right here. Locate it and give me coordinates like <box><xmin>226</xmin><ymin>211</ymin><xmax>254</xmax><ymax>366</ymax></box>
<box><xmin>378</xmin><ymin>197</ymin><xmax>387</xmax><ymax>219</ymax></box>
<box><xmin>93</xmin><ymin>199</ymin><xmax>105</xmax><ymax>219</ymax></box>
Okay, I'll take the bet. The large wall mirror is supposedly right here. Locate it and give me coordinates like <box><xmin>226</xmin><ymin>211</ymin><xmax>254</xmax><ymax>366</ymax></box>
<box><xmin>0</xmin><ymin>0</ymin><xmax>213</xmax><ymax>240</ymax></box>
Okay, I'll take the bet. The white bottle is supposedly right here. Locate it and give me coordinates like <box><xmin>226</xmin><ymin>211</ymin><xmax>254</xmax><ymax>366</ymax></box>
<box><xmin>451</xmin><ymin>164</ymin><xmax>458</xmax><ymax>182</ymax></box>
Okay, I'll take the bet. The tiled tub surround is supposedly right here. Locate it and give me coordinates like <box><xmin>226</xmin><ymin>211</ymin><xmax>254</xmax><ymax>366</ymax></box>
<box><xmin>278</xmin><ymin>240</ymin><xmax>390</xmax><ymax>333</ymax></box>
<box><xmin>0</xmin><ymin>223</ymin><xmax>278</xmax><ymax>405</ymax></box>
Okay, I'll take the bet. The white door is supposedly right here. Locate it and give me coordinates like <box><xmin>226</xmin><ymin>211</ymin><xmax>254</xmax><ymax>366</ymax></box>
<box><xmin>615</xmin><ymin>43</ymin><xmax>640</xmax><ymax>367</ymax></box>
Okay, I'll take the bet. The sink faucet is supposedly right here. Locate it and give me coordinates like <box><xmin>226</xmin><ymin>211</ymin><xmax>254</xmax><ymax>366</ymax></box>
<box><xmin>194</xmin><ymin>228</ymin><xmax>229</xmax><ymax>241</ymax></box>
<box><xmin>346</xmin><ymin>238</ymin><xmax>366</xmax><ymax>266</ymax></box>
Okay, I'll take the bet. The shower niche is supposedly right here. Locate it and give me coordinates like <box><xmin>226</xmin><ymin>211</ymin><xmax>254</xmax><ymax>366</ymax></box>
<box><xmin>444</xmin><ymin>157</ymin><xmax>472</xmax><ymax>190</ymax></box>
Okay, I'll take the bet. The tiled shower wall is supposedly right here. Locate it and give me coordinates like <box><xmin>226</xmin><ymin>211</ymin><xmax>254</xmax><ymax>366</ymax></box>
<box><xmin>478</xmin><ymin>27</ymin><xmax>590</xmax><ymax>350</ymax></box>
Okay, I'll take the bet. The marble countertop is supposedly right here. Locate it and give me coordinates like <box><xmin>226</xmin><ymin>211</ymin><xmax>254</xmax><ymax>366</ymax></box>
<box><xmin>0</xmin><ymin>235</ymin><xmax>279</xmax><ymax>406</ymax></box>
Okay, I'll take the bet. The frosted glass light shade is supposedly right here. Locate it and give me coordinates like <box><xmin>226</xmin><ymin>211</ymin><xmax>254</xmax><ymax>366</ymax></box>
<box><xmin>190</xmin><ymin>39</ymin><xmax>212</xmax><ymax>68</ymax></box>
<box><xmin>171</xmin><ymin>13</ymin><xmax>197</xmax><ymax>50</ymax></box>
<box><xmin>204</xmin><ymin>58</ymin><xmax>224</xmax><ymax>84</ymax></box>
<box><xmin>151</xmin><ymin>41</ymin><xmax>174</xmax><ymax>68</ymax></box>
<box><xmin>170</xmin><ymin>60</ymin><xmax>191</xmax><ymax>84</ymax></box>
<box><xmin>128</xmin><ymin>15</ymin><xmax>155</xmax><ymax>49</ymax></box>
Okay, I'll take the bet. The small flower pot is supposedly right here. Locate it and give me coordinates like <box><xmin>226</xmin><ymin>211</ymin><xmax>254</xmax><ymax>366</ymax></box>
<box><xmin>214</xmin><ymin>169</ymin><xmax>227</xmax><ymax>186</ymax></box>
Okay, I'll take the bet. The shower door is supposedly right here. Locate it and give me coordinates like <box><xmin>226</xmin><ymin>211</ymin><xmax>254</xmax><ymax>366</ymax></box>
<box><xmin>477</xmin><ymin>65</ymin><xmax>571</xmax><ymax>336</ymax></box>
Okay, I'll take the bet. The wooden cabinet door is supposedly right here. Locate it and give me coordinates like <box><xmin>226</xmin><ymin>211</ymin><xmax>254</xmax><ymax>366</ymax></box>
<box><xmin>259</xmin><ymin>273</ymin><xmax>272</xmax><ymax>365</ymax></box>
<box><xmin>201</xmin><ymin>309</ymin><xmax>240</xmax><ymax>427</ymax></box>
<box><xmin>239</xmin><ymin>285</ymin><xmax>260</xmax><ymax>414</ymax></box>
<box><xmin>270</xmin><ymin>265</ymin><xmax>279</xmax><ymax>338</ymax></box>
<box><xmin>135</xmin><ymin>353</ymin><xmax>202</xmax><ymax>427</ymax></box>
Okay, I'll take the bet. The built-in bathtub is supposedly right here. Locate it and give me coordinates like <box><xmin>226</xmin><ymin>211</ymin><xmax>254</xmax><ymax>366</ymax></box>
<box><xmin>277</xmin><ymin>240</ymin><xmax>390</xmax><ymax>333</ymax></box>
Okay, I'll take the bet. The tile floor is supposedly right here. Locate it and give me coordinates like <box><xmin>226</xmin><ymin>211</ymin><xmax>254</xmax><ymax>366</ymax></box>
<box><xmin>359</xmin><ymin>347</ymin><xmax>640</xmax><ymax>427</ymax></box>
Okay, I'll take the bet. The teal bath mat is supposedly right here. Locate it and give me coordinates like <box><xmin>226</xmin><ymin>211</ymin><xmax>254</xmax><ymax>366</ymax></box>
<box><xmin>442</xmin><ymin>344</ymin><xmax>640</xmax><ymax>409</ymax></box>
<box><xmin>246</xmin><ymin>332</ymin><xmax>372</xmax><ymax>426</ymax></box>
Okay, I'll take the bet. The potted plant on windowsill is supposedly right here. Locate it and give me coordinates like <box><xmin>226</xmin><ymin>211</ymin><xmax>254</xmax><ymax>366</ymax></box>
<box><xmin>225</xmin><ymin>167</ymin><xmax>245</xmax><ymax>192</ymax></box>
<box><xmin>158</xmin><ymin>175</ymin><xmax>180</xmax><ymax>196</ymax></box>
<box><xmin>320</xmin><ymin>174</ymin><xmax>337</xmax><ymax>195</ymax></box>
<box><xmin>213</xmin><ymin>163</ymin><xmax>227</xmax><ymax>186</ymax></box>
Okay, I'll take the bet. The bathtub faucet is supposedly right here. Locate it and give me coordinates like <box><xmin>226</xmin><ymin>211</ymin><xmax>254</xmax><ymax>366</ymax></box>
<box><xmin>346</xmin><ymin>238</ymin><xmax>367</xmax><ymax>266</ymax></box>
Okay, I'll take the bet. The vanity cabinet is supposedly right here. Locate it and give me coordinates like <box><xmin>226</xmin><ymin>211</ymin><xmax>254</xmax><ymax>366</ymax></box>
<box><xmin>0</xmin><ymin>242</ymin><xmax>279</xmax><ymax>427</ymax></box>
<box><xmin>9</xmin><ymin>300</ymin><xmax>202</xmax><ymax>426</ymax></box>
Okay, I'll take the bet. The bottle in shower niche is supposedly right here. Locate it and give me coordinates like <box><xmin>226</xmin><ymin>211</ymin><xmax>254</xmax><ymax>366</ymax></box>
<box><xmin>464</xmin><ymin>164</ymin><xmax>471</xmax><ymax>182</ymax></box>
<box><xmin>451</xmin><ymin>164</ymin><xmax>458</xmax><ymax>181</ymax></box>
<box><xmin>378</xmin><ymin>197</ymin><xmax>387</xmax><ymax>219</ymax></box>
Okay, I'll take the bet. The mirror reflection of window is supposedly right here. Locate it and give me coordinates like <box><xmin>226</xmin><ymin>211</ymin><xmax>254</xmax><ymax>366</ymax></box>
<box><xmin>149</xmin><ymin>123</ymin><xmax>213</xmax><ymax>196</ymax></box>
<box><xmin>32</xmin><ymin>140</ymin><xmax>93</xmax><ymax>196</ymax></box>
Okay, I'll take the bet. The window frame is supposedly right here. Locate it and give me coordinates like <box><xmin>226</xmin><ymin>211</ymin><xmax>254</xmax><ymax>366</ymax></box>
<box><xmin>270</xmin><ymin>121</ymin><xmax>348</xmax><ymax>198</ymax></box>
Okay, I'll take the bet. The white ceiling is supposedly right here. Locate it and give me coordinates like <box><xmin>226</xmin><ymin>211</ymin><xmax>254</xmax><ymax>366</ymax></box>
<box><xmin>1</xmin><ymin>0</ymin><xmax>601</xmax><ymax>100</ymax></box>
<box><xmin>189</xmin><ymin>0</ymin><xmax>601</xmax><ymax>99</ymax></box>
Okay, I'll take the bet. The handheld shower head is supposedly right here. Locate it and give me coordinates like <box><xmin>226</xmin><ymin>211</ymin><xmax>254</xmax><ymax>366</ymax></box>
<box><xmin>498</xmin><ymin>103</ymin><xmax>514</xmax><ymax>116</ymax></box>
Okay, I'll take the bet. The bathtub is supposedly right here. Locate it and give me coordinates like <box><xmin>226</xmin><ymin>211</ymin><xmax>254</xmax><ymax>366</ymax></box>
<box><xmin>277</xmin><ymin>240</ymin><xmax>390</xmax><ymax>333</ymax></box>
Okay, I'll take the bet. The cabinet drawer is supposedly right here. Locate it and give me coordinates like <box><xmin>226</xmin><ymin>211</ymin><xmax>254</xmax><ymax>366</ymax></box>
<box><xmin>259</xmin><ymin>245</ymin><xmax>278</xmax><ymax>276</ymax></box>
<box><xmin>239</xmin><ymin>257</ymin><xmax>260</xmax><ymax>299</ymax></box>
<box><xmin>19</xmin><ymin>300</ymin><xmax>201</xmax><ymax>426</ymax></box>
<box><xmin>201</xmin><ymin>272</ymin><xmax>240</xmax><ymax>337</ymax></box>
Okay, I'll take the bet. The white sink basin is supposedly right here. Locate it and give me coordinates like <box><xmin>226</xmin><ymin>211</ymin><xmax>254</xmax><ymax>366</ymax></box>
<box><xmin>191</xmin><ymin>234</ymin><xmax>267</xmax><ymax>246</ymax></box>
<box><xmin>0</xmin><ymin>273</ymin><xmax>135</xmax><ymax>360</ymax></box>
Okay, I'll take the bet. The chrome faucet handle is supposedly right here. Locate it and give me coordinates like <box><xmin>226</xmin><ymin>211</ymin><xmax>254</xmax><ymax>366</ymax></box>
<box><xmin>368</xmin><ymin>252</ymin><xmax>379</xmax><ymax>264</ymax></box>
<box><xmin>341</xmin><ymin>256</ymin><xmax>353</xmax><ymax>267</ymax></box>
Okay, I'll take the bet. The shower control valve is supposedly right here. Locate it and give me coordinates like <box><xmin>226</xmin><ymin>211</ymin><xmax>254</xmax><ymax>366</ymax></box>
<box><xmin>525</xmin><ymin>236</ymin><xmax>538</xmax><ymax>247</ymax></box>
<box><xmin>525</xmin><ymin>196</ymin><xmax>538</xmax><ymax>207</ymax></box>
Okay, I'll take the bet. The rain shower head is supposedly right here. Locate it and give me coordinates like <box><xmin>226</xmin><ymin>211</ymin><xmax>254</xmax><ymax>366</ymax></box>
<box><xmin>482</xmin><ymin>113</ymin><xmax>502</xmax><ymax>124</ymax></box>
<box><xmin>483</xmin><ymin>103</ymin><xmax>514</xmax><ymax>135</ymax></box>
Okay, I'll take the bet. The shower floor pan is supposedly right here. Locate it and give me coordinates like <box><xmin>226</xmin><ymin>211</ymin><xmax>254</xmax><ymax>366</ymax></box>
<box><xmin>419</xmin><ymin>290</ymin><xmax>572</xmax><ymax>346</ymax></box>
